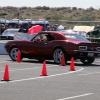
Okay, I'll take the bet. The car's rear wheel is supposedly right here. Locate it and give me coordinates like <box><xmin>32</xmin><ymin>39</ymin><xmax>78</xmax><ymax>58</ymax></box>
<box><xmin>9</xmin><ymin>47</ymin><xmax>20</xmax><ymax>61</ymax></box>
<box><xmin>80</xmin><ymin>57</ymin><xmax>95</xmax><ymax>65</ymax></box>
<box><xmin>53</xmin><ymin>48</ymin><xmax>67</xmax><ymax>64</ymax></box>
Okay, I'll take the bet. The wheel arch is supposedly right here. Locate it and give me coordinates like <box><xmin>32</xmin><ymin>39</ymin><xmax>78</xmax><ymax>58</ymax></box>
<box><xmin>53</xmin><ymin>46</ymin><xmax>65</xmax><ymax>52</ymax></box>
<box><xmin>53</xmin><ymin>46</ymin><xmax>68</xmax><ymax>56</ymax></box>
<box><xmin>10</xmin><ymin>45</ymin><xmax>19</xmax><ymax>51</ymax></box>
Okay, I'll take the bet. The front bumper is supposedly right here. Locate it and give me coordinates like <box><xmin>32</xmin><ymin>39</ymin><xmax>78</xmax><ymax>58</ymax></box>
<box><xmin>74</xmin><ymin>50</ymin><xmax>100</xmax><ymax>58</ymax></box>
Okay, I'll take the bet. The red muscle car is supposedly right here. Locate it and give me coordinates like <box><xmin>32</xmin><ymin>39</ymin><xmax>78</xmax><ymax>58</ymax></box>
<box><xmin>5</xmin><ymin>31</ymin><xmax>100</xmax><ymax>65</ymax></box>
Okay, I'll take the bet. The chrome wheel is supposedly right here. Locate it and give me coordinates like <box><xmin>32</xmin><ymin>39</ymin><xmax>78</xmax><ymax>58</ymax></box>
<box><xmin>53</xmin><ymin>48</ymin><xmax>64</xmax><ymax>64</ymax></box>
<box><xmin>10</xmin><ymin>48</ymin><xmax>19</xmax><ymax>61</ymax></box>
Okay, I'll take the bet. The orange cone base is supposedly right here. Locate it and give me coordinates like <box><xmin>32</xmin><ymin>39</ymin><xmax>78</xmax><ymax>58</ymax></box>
<box><xmin>16</xmin><ymin>60</ymin><xmax>22</xmax><ymax>63</ymax></box>
<box><xmin>69</xmin><ymin>69</ymin><xmax>75</xmax><ymax>71</ymax></box>
<box><xmin>59</xmin><ymin>64</ymin><xmax>66</xmax><ymax>66</ymax></box>
<box><xmin>40</xmin><ymin>74</ymin><xmax>48</xmax><ymax>76</ymax></box>
<box><xmin>1</xmin><ymin>79</ymin><xmax>11</xmax><ymax>81</ymax></box>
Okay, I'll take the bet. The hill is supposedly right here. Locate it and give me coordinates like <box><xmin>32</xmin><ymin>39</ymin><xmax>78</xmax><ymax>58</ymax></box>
<box><xmin>0</xmin><ymin>6</ymin><xmax>100</xmax><ymax>27</ymax></box>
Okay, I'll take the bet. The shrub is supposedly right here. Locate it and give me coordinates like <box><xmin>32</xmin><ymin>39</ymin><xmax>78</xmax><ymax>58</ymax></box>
<box><xmin>0</xmin><ymin>12</ymin><xmax>7</xmax><ymax>16</ymax></box>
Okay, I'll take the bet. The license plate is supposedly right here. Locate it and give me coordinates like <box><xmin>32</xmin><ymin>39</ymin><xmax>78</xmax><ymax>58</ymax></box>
<box><xmin>88</xmin><ymin>53</ymin><xmax>94</xmax><ymax>57</ymax></box>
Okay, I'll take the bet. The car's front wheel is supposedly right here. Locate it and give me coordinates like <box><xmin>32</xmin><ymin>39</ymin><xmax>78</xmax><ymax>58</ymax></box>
<box><xmin>9</xmin><ymin>47</ymin><xmax>20</xmax><ymax>61</ymax></box>
<box><xmin>53</xmin><ymin>48</ymin><xmax>67</xmax><ymax>64</ymax></box>
<box><xmin>80</xmin><ymin>57</ymin><xmax>95</xmax><ymax>65</ymax></box>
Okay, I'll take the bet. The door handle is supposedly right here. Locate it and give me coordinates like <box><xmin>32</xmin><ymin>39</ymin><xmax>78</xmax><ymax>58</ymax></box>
<box><xmin>44</xmin><ymin>43</ymin><xmax>47</xmax><ymax>45</ymax></box>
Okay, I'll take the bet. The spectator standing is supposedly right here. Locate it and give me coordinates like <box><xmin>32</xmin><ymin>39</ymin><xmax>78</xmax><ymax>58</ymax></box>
<box><xmin>25</xmin><ymin>22</ymin><xmax>32</xmax><ymax>33</ymax></box>
<box><xmin>18</xmin><ymin>24</ymin><xmax>26</xmax><ymax>33</ymax></box>
<box><xmin>46</xmin><ymin>26</ymin><xmax>51</xmax><ymax>31</ymax></box>
<box><xmin>5</xmin><ymin>24</ymin><xmax>9</xmax><ymax>30</ymax></box>
<box><xmin>9</xmin><ymin>25</ymin><xmax>12</xmax><ymax>28</ymax></box>
<box><xmin>95</xmin><ymin>25</ymin><xmax>100</xmax><ymax>38</ymax></box>
<box><xmin>1</xmin><ymin>24</ymin><xmax>5</xmax><ymax>34</ymax></box>
<box><xmin>14</xmin><ymin>23</ymin><xmax>19</xmax><ymax>28</ymax></box>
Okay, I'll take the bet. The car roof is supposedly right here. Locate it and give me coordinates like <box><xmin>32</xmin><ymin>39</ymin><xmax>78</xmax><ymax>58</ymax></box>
<box><xmin>39</xmin><ymin>31</ymin><xmax>77</xmax><ymax>35</ymax></box>
<box><xmin>40</xmin><ymin>31</ymin><xmax>63</xmax><ymax>33</ymax></box>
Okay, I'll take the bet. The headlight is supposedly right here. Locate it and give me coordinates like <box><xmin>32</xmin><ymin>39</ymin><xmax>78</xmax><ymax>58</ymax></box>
<box><xmin>79</xmin><ymin>46</ymin><xmax>87</xmax><ymax>50</ymax></box>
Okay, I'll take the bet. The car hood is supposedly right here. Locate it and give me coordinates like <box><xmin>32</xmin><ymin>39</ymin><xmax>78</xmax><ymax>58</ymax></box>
<box><xmin>2</xmin><ymin>34</ymin><xmax>14</xmax><ymax>36</ymax></box>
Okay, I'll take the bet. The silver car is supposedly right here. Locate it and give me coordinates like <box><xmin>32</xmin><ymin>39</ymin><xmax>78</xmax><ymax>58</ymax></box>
<box><xmin>0</xmin><ymin>28</ymin><xmax>19</xmax><ymax>40</ymax></box>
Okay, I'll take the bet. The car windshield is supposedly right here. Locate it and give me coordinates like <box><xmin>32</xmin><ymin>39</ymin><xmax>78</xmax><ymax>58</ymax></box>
<box><xmin>64</xmin><ymin>33</ymin><xmax>89</xmax><ymax>41</ymax></box>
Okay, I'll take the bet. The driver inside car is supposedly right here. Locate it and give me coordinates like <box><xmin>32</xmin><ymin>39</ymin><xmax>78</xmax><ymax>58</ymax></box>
<box><xmin>37</xmin><ymin>35</ymin><xmax>47</xmax><ymax>41</ymax></box>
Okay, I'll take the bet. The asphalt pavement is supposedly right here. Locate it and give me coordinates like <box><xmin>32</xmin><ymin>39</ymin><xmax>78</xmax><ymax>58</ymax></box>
<box><xmin>0</xmin><ymin>55</ymin><xmax>100</xmax><ymax>100</ymax></box>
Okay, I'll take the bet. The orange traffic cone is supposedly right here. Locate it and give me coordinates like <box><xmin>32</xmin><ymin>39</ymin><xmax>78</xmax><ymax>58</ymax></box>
<box><xmin>1</xmin><ymin>64</ymin><xmax>10</xmax><ymax>81</ymax></box>
<box><xmin>59</xmin><ymin>54</ymin><xmax>66</xmax><ymax>66</ymax></box>
<box><xmin>40</xmin><ymin>60</ymin><xmax>48</xmax><ymax>76</ymax></box>
<box><xmin>16</xmin><ymin>51</ymin><xmax>22</xmax><ymax>62</ymax></box>
<box><xmin>69</xmin><ymin>57</ymin><xmax>76</xmax><ymax>71</ymax></box>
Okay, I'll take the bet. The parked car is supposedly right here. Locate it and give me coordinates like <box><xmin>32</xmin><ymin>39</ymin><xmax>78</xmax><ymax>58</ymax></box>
<box><xmin>86</xmin><ymin>30</ymin><xmax>100</xmax><ymax>43</ymax></box>
<box><xmin>5</xmin><ymin>31</ymin><xmax>100</xmax><ymax>65</ymax></box>
<box><xmin>0</xmin><ymin>28</ymin><xmax>19</xmax><ymax>40</ymax></box>
<box><xmin>61</xmin><ymin>29</ymin><xmax>77</xmax><ymax>33</ymax></box>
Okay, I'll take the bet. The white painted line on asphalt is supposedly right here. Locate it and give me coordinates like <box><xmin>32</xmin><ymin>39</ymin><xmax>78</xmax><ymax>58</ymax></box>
<box><xmin>57</xmin><ymin>93</ymin><xmax>93</xmax><ymax>100</ymax></box>
<box><xmin>0</xmin><ymin>68</ymin><xmax>84</xmax><ymax>84</ymax></box>
<box><xmin>78</xmin><ymin>72</ymin><xmax>100</xmax><ymax>76</ymax></box>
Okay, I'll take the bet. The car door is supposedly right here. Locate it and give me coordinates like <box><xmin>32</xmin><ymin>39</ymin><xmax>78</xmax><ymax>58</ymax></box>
<box><xmin>33</xmin><ymin>33</ymin><xmax>55</xmax><ymax>58</ymax></box>
<box><xmin>25</xmin><ymin>33</ymin><xmax>55</xmax><ymax>58</ymax></box>
<box><xmin>32</xmin><ymin>33</ymin><xmax>50</xmax><ymax>58</ymax></box>
<box><xmin>25</xmin><ymin>33</ymin><xmax>49</xmax><ymax>58</ymax></box>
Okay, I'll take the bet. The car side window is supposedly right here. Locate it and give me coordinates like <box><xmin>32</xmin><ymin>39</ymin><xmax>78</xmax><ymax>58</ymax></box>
<box><xmin>46</xmin><ymin>34</ymin><xmax>55</xmax><ymax>41</ymax></box>
<box><xmin>34</xmin><ymin>34</ymin><xmax>47</xmax><ymax>41</ymax></box>
<box><xmin>34</xmin><ymin>33</ymin><xmax>55</xmax><ymax>41</ymax></box>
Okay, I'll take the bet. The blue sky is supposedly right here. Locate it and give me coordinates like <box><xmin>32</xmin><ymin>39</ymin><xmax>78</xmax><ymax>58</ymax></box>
<box><xmin>0</xmin><ymin>0</ymin><xmax>100</xmax><ymax>9</ymax></box>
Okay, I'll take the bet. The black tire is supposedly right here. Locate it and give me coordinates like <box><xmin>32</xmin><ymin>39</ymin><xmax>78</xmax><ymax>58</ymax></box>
<box><xmin>80</xmin><ymin>57</ymin><xmax>95</xmax><ymax>65</ymax></box>
<box><xmin>53</xmin><ymin>48</ymin><xmax>67</xmax><ymax>64</ymax></box>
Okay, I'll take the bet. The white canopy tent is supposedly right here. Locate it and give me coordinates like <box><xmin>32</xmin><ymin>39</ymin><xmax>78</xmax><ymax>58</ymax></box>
<box><xmin>73</xmin><ymin>26</ymin><xmax>95</xmax><ymax>32</ymax></box>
